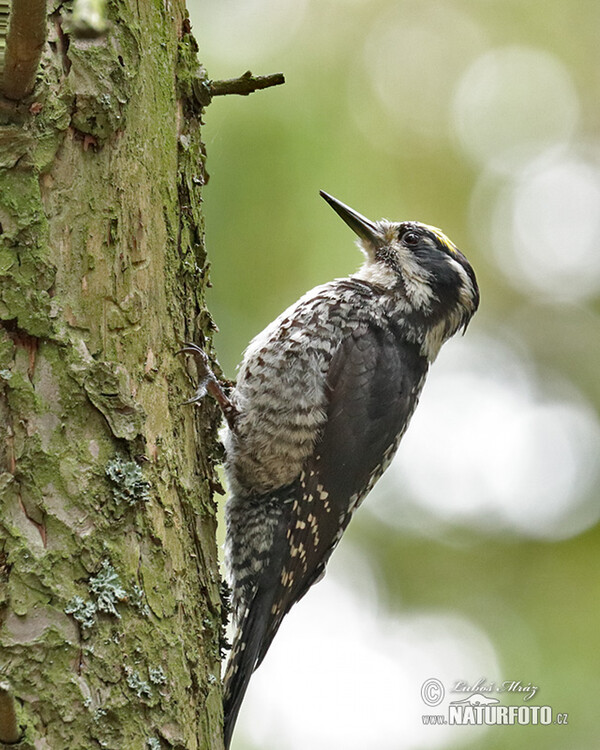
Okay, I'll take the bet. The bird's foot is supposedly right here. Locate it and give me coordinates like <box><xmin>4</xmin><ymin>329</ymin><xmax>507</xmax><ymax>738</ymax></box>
<box><xmin>178</xmin><ymin>342</ymin><xmax>238</xmax><ymax>427</ymax></box>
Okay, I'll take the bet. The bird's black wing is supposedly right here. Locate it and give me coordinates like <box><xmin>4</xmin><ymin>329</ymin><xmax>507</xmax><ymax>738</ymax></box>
<box><xmin>256</xmin><ymin>320</ymin><xmax>428</xmax><ymax>664</ymax></box>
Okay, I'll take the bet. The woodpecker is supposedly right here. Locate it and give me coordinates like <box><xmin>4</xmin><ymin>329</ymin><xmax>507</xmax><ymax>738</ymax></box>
<box><xmin>181</xmin><ymin>191</ymin><xmax>479</xmax><ymax>749</ymax></box>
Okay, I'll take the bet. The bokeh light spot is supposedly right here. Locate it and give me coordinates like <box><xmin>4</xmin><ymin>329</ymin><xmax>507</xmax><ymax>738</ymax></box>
<box><xmin>361</xmin><ymin>3</ymin><xmax>487</xmax><ymax>141</ymax></box>
<box><xmin>492</xmin><ymin>151</ymin><xmax>600</xmax><ymax>301</ymax></box>
<box><xmin>196</xmin><ymin>0</ymin><xmax>307</xmax><ymax>65</ymax></box>
<box><xmin>452</xmin><ymin>46</ymin><xmax>579</xmax><ymax>174</ymax></box>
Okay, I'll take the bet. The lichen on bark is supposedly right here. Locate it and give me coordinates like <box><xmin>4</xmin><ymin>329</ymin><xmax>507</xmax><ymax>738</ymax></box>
<box><xmin>0</xmin><ymin>2</ymin><xmax>223</xmax><ymax>748</ymax></box>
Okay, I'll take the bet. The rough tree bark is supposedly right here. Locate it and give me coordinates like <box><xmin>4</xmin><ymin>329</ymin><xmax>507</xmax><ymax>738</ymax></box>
<box><xmin>0</xmin><ymin>2</ymin><xmax>224</xmax><ymax>748</ymax></box>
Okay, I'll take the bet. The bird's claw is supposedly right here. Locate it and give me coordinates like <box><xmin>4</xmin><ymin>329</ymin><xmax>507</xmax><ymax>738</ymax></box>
<box><xmin>178</xmin><ymin>342</ymin><xmax>238</xmax><ymax>427</ymax></box>
<box><xmin>177</xmin><ymin>342</ymin><xmax>215</xmax><ymax>404</ymax></box>
<box><xmin>177</xmin><ymin>341</ymin><xmax>212</xmax><ymax>370</ymax></box>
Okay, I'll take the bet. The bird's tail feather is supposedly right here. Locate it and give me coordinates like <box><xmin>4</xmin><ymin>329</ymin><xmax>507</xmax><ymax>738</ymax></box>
<box><xmin>223</xmin><ymin>586</ymin><xmax>274</xmax><ymax>749</ymax></box>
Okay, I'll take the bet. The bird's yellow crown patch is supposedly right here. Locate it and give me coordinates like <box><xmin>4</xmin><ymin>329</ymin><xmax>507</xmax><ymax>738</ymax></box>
<box><xmin>428</xmin><ymin>225</ymin><xmax>459</xmax><ymax>256</ymax></box>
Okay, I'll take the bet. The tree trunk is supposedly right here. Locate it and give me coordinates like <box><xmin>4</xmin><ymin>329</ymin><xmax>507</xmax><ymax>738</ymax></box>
<box><xmin>0</xmin><ymin>2</ymin><xmax>223</xmax><ymax>748</ymax></box>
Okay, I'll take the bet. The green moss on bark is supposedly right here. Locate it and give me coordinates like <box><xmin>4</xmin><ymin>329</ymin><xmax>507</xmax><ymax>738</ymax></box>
<box><xmin>0</xmin><ymin>2</ymin><xmax>223</xmax><ymax>748</ymax></box>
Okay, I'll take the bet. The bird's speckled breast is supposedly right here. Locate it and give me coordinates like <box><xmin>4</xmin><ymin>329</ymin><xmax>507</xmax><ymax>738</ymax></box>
<box><xmin>223</xmin><ymin>279</ymin><xmax>393</xmax><ymax>496</ymax></box>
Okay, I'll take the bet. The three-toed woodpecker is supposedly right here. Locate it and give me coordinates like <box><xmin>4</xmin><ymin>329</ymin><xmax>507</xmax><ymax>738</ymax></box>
<box><xmin>182</xmin><ymin>191</ymin><xmax>479</xmax><ymax>748</ymax></box>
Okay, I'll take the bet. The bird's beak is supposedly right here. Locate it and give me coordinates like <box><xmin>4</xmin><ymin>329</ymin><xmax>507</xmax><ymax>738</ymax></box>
<box><xmin>320</xmin><ymin>191</ymin><xmax>380</xmax><ymax>246</ymax></box>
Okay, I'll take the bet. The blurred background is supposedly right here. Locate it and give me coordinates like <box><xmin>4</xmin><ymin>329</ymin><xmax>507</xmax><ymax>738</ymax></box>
<box><xmin>188</xmin><ymin>1</ymin><xmax>600</xmax><ymax>748</ymax></box>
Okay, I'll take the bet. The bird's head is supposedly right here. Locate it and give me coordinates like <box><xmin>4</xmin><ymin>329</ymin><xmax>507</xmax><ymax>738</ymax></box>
<box><xmin>320</xmin><ymin>191</ymin><xmax>479</xmax><ymax>350</ymax></box>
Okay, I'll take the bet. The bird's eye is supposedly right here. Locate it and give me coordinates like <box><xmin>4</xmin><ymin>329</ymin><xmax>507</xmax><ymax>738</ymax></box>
<box><xmin>402</xmin><ymin>230</ymin><xmax>420</xmax><ymax>246</ymax></box>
